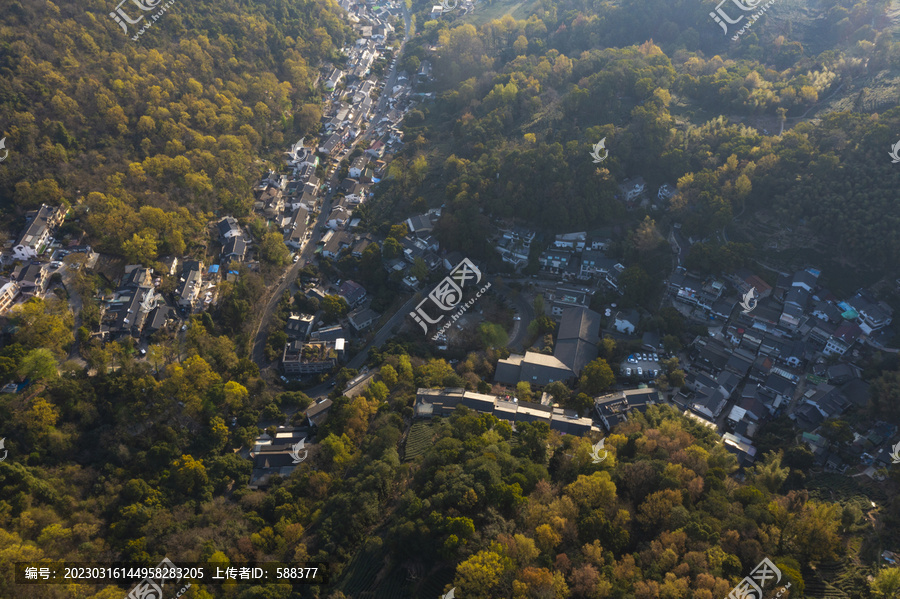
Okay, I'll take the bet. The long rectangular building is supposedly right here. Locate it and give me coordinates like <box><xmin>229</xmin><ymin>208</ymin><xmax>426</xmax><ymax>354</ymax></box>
<box><xmin>415</xmin><ymin>388</ymin><xmax>599</xmax><ymax>435</ymax></box>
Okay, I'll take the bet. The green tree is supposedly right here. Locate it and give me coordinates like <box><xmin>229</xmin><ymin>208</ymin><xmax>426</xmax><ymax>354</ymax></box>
<box><xmin>410</xmin><ymin>257</ymin><xmax>428</xmax><ymax>282</ymax></box>
<box><xmin>388</xmin><ymin>224</ymin><xmax>408</xmax><ymax>239</ymax></box>
<box><xmin>564</xmin><ymin>471</ymin><xmax>617</xmax><ymax>512</ymax></box>
<box><xmin>368</xmin><ymin>380</ymin><xmax>389</xmax><ymax>402</ymax></box>
<box><xmin>578</xmin><ymin>358</ymin><xmax>615</xmax><ymax>395</ymax></box>
<box><xmin>572</xmin><ymin>392</ymin><xmax>594</xmax><ymax>416</ymax></box>
<box><xmin>18</xmin><ymin>348</ymin><xmax>58</xmax><ymax>382</ymax></box>
<box><xmin>320</xmin><ymin>433</ymin><xmax>354</xmax><ymax>470</ymax></box>
<box><xmin>167</xmin><ymin>455</ymin><xmax>212</xmax><ymax>502</ymax></box>
<box><xmin>321</xmin><ymin>295</ymin><xmax>350</xmax><ymax>322</ymax></box>
<box><xmin>259</xmin><ymin>231</ymin><xmax>290</xmax><ymax>266</ymax></box>
<box><xmin>122</xmin><ymin>232</ymin><xmax>158</xmax><ymax>264</ymax></box>
<box><xmin>516</xmin><ymin>381</ymin><xmax>533</xmax><ymax>403</ymax></box>
<box><xmin>631</xmin><ymin>216</ymin><xmax>663</xmax><ymax>253</ymax></box>
<box><xmin>383</xmin><ymin>237</ymin><xmax>402</xmax><ymax>259</ymax></box>
<box><xmin>747</xmin><ymin>451</ymin><xmax>789</xmax><ymax>493</ymax></box>
<box><xmin>455</xmin><ymin>549</ymin><xmax>510</xmax><ymax>599</ymax></box>
<box><xmin>479</xmin><ymin>322</ymin><xmax>508</xmax><ymax>349</ymax></box>
<box><xmin>223</xmin><ymin>380</ymin><xmax>250</xmax><ymax>411</ymax></box>
<box><xmin>544</xmin><ymin>381</ymin><xmax>570</xmax><ymax>405</ymax></box>
<box><xmin>619</xmin><ymin>265</ymin><xmax>653</xmax><ymax>307</ymax></box>
<box><xmin>872</xmin><ymin>567</ymin><xmax>900</xmax><ymax>598</ymax></box>
<box><xmin>10</xmin><ymin>297</ymin><xmax>74</xmax><ymax>357</ymax></box>
<box><xmin>380</xmin><ymin>364</ymin><xmax>398</xmax><ymax>389</ymax></box>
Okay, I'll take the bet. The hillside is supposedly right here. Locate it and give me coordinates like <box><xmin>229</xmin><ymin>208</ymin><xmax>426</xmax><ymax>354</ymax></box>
<box><xmin>0</xmin><ymin>0</ymin><xmax>351</xmax><ymax>259</ymax></box>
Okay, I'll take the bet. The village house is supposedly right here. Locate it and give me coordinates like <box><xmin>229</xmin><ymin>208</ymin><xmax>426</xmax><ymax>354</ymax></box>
<box><xmin>216</xmin><ymin>216</ymin><xmax>243</xmax><ymax>242</ymax></box>
<box><xmin>594</xmin><ymin>388</ymin><xmax>660</xmax><ymax>432</ymax></box>
<box><xmin>348</xmin><ymin>306</ymin><xmax>379</xmax><ymax>332</ymax></box>
<box><xmin>281</xmin><ymin>339</ymin><xmax>344</xmax><ymax>375</ymax></box>
<box><xmin>175</xmin><ymin>260</ymin><xmax>204</xmax><ymax>308</ymax></box>
<box><xmin>338</xmin><ymin>280</ymin><xmax>367</xmax><ymax>307</ymax></box>
<box><xmin>248</xmin><ymin>426</ymin><xmax>310</xmax><ymax>489</ymax></box>
<box><xmin>12</xmin><ymin>262</ymin><xmax>49</xmax><ymax>299</ymax></box>
<box><xmin>0</xmin><ymin>281</ymin><xmax>19</xmax><ymax>315</ymax></box>
<box><xmin>12</xmin><ymin>204</ymin><xmax>66</xmax><ymax>260</ymax></box>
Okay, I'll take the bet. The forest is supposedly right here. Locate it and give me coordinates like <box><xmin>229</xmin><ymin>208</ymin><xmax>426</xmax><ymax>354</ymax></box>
<box><xmin>0</xmin><ymin>0</ymin><xmax>352</xmax><ymax>265</ymax></box>
<box><xmin>2</xmin><ymin>0</ymin><xmax>900</xmax><ymax>596</ymax></box>
<box><xmin>367</xmin><ymin>0</ymin><xmax>900</xmax><ymax>274</ymax></box>
<box><xmin>3</xmin><ymin>329</ymin><xmax>900</xmax><ymax>597</ymax></box>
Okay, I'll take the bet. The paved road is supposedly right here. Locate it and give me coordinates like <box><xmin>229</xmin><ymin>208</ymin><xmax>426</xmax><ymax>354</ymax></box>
<box><xmin>251</xmin><ymin>6</ymin><xmax>414</xmax><ymax>369</ymax></box>
<box><xmin>347</xmin><ymin>293</ymin><xmax>418</xmax><ymax>370</ymax></box>
<box><xmin>251</xmin><ymin>1</ymin><xmax>417</xmax><ymax>371</ymax></box>
<box><xmin>250</xmin><ymin>189</ymin><xmax>336</xmax><ymax>366</ymax></box>
<box><xmin>365</xmin><ymin>2</ymin><xmax>411</xmax><ymax>139</ymax></box>
<box><xmin>493</xmin><ymin>280</ymin><xmax>534</xmax><ymax>351</ymax></box>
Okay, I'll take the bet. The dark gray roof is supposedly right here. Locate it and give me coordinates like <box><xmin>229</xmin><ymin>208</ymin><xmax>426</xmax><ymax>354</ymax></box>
<box><xmin>764</xmin><ymin>373</ymin><xmax>795</xmax><ymax>396</ymax></box>
<box><xmin>223</xmin><ymin>236</ymin><xmax>247</xmax><ymax>258</ymax></box>
<box><xmin>217</xmin><ymin>216</ymin><xmax>240</xmax><ymax>239</ymax></box>
<box><xmin>725</xmin><ymin>353</ymin><xmax>752</xmax><ymax>377</ymax></box>
<box><xmin>407</xmin><ymin>214</ymin><xmax>434</xmax><ymax>233</ymax></box>
<box><xmin>554</xmin><ymin>339</ymin><xmax>597</xmax><ymax>376</ymax></box>
<box><xmin>558</xmin><ymin>306</ymin><xmax>602</xmax><ymax>343</ymax></box>
<box><xmin>146</xmin><ymin>301</ymin><xmax>174</xmax><ymax>332</ymax></box>
<box><xmin>793</xmin><ymin>269</ymin><xmax>818</xmax><ymax>289</ymax></box>
<box><xmin>785</xmin><ymin>287</ymin><xmax>810</xmax><ymax>308</ymax></box>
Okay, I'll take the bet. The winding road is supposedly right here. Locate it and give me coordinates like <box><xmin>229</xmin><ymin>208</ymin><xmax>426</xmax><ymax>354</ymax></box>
<box><xmin>250</xmin><ymin>1</ymin><xmax>413</xmax><ymax>371</ymax></box>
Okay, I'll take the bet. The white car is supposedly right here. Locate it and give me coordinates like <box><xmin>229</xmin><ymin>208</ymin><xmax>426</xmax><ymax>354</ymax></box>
<box><xmin>625</xmin><ymin>368</ymin><xmax>632</xmax><ymax>376</ymax></box>
<box><xmin>637</xmin><ymin>367</ymin><xmax>643</xmax><ymax>377</ymax></box>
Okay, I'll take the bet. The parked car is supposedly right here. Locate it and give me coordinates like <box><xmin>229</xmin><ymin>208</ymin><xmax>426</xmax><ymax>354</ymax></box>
<box><xmin>637</xmin><ymin>367</ymin><xmax>643</xmax><ymax>377</ymax></box>
<box><xmin>625</xmin><ymin>368</ymin><xmax>632</xmax><ymax>376</ymax></box>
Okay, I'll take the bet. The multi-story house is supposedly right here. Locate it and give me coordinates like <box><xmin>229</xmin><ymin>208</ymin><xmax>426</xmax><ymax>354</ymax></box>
<box><xmin>13</xmin><ymin>204</ymin><xmax>65</xmax><ymax>260</ymax></box>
